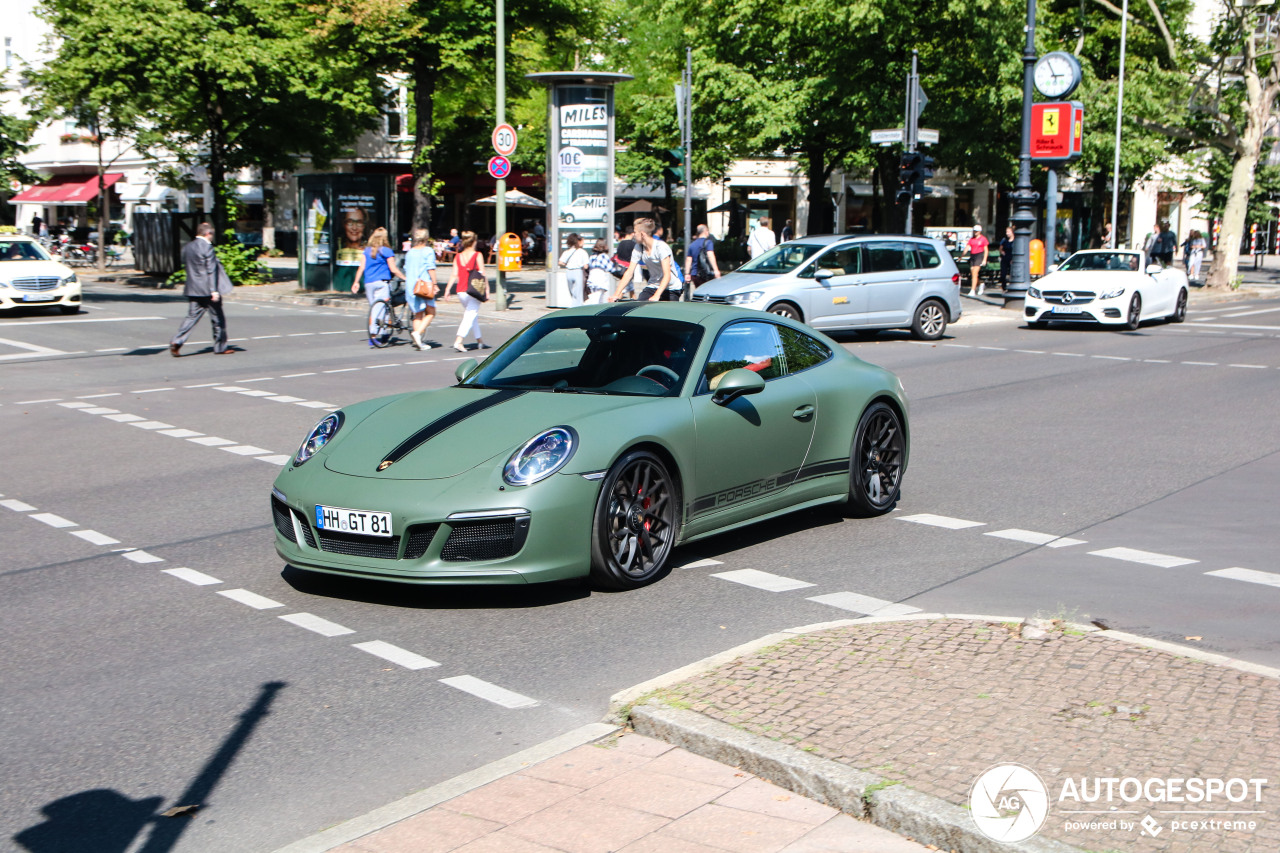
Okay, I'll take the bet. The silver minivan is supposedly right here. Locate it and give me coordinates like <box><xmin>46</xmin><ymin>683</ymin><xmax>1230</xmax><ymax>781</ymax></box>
<box><xmin>691</xmin><ymin>234</ymin><xmax>963</xmax><ymax>340</ymax></box>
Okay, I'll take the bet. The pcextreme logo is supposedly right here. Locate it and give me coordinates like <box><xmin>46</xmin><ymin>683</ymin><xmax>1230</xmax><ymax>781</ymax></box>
<box><xmin>969</xmin><ymin>764</ymin><xmax>1050</xmax><ymax>843</ymax></box>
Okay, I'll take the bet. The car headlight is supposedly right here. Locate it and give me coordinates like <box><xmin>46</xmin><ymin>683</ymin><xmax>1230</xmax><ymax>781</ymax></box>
<box><xmin>1028</xmin><ymin>286</ymin><xmax>1041</xmax><ymax>299</ymax></box>
<box><xmin>294</xmin><ymin>412</ymin><xmax>344</xmax><ymax>466</ymax></box>
<box><xmin>724</xmin><ymin>291</ymin><xmax>764</xmax><ymax>305</ymax></box>
<box><xmin>60</xmin><ymin>274</ymin><xmax>78</xmax><ymax>286</ymax></box>
<box><xmin>1100</xmin><ymin>286</ymin><xmax>1125</xmax><ymax>299</ymax></box>
<box><xmin>503</xmin><ymin>426</ymin><xmax>577</xmax><ymax>486</ymax></box>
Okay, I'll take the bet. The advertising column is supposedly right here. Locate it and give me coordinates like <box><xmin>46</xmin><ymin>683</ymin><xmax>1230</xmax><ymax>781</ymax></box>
<box><xmin>297</xmin><ymin>174</ymin><xmax>393</xmax><ymax>293</ymax></box>
<box><xmin>528</xmin><ymin>72</ymin><xmax>633</xmax><ymax>308</ymax></box>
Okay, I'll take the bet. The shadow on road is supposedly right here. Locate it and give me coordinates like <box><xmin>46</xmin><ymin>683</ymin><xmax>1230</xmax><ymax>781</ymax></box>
<box><xmin>13</xmin><ymin>681</ymin><xmax>285</xmax><ymax>853</ymax></box>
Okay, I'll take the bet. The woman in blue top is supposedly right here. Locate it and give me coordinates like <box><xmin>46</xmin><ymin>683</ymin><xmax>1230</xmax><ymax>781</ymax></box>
<box><xmin>402</xmin><ymin>228</ymin><xmax>439</xmax><ymax>350</ymax></box>
<box><xmin>353</xmin><ymin>227</ymin><xmax>406</xmax><ymax>344</ymax></box>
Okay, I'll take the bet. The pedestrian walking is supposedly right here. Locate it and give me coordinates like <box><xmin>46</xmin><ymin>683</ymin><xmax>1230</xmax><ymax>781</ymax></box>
<box><xmin>445</xmin><ymin>231</ymin><xmax>488</xmax><ymax>352</ymax></box>
<box><xmin>780</xmin><ymin>219</ymin><xmax>794</xmax><ymax>242</ymax></box>
<box><xmin>998</xmin><ymin>225</ymin><xmax>1014</xmax><ymax>288</ymax></box>
<box><xmin>169</xmin><ymin>222</ymin><xmax>234</xmax><ymax>357</ymax></box>
<box><xmin>558</xmin><ymin>232</ymin><xmax>590</xmax><ymax>305</ymax></box>
<box><xmin>611</xmin><ymin>217</ymin><xmax>680</xmax><ymax>302</ymax></box>
<box><xmin>353</xmin><ymin>227</ymin><xmax>407</xmax><ymax>346</ymax></box>
<box><xmin>1153</xmin><ymin>221</ymin><xmax>1177</xmax><ymax>266</ymax></box>
<box><xmin>966</xmin><ymin>225</ymin><xmax>989</xmax><ymax>296</ymax></box>
<box><xmin>684</xmin><ymin>224</ymin><xmax>721</xmax><ymax>286</ymax></box>
<box><xmin>403</xmin><ymin>228</ymin><xmax>439</xmax><ymax>350</ymax></box>
<box><xmin>747</xmin><ymin>217</ymin><xmax>776</xmax><ymax>259</ymax></box>
<box><xmin>612</xmin><ymin>224</ymin><xmax>637</xmax><ymax>297</ymax></box>
<box><xmin>586</xmin><ymin>239</ymin><xmax>614</xmax><ymax>304</ymax></box>
<box><xmin>1187</xmin><ymin>229</ymin><xmax>1206</xmax><ymax>282</ymax></box>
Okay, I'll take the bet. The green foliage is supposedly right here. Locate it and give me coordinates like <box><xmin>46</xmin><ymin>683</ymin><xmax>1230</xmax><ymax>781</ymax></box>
<box><xmin>164</xmin><ymin>230</ymin><xmax>269</xmax><ymax>287</ymax></box>
<box><xmin>0</xmin><ymin>94</ymin><xmax>39</xmax><ymax>187</ymax></box>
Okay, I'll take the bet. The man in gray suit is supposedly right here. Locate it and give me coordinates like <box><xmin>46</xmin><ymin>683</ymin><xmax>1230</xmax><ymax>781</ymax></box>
<box><xmin>170</xmin><ymin>222</ymin><xmax>234</xmax><ymax>356</ymax></box>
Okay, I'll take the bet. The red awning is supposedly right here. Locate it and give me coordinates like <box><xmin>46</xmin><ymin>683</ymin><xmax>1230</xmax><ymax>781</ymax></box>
<box><xmin>11</xmin><ymin>173</ymin><xmax>124</xmax><ymax>205</ymax></box>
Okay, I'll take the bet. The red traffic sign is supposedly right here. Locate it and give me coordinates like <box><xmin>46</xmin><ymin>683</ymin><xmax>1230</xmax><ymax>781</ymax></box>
<box><xmin>487</xmin><ymin>155</ymin><xmax>512</xmax><ymax>180</ymax></box>
<box><xmin>492</xmin><ymin>123</ymin><xmax>518</xmax><ymax>157</ymax></box>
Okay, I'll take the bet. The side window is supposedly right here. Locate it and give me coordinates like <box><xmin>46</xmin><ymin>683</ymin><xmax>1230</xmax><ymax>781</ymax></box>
<box><xmin>810</xmin><ymin>246</ymin><xmax>861</xmax><ymax>277</ymax></box>
<box><xmin>865</xmin><ymin>241</ymin><xmax>918</xmax><ymax>273</ymax></box>
<box><xmin>915</xmin><ymin>242</ymin><xmax>943</xmax><ymax>269</ymax></box>
<box><xmin>700</xmin><ymin>322</ymin><xmax>786</xmax><ymax>393</ymax></box>
<box><xmin>778</xmin><ymin>326</ymin><xmax>832</xmax><ymax>373</ymax></box>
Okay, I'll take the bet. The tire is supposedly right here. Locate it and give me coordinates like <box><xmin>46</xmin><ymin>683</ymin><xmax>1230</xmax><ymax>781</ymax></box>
<box><xmin>589</xmin><ymin>449</ymin><xmax>679</xmax><ymax>590</ymax></box>
<box><xmin>1124</xmin><ymin>293</ymin><xmax>1142</xmax><ymax>331</ymax></box>
<box><xmin>911</xmin><ymin>299</ymin><xmax>947</xmax><ymax>340</ymax></box>
<box><xmin>845</xmin><ymin>401</ymin><xmax>905</xmax><ymax>517</ymax></box>
<box><xmin>563</xmin><ymin>214</ymin><xmax>575</xmax><ymax>223</ymax></box>
<box><xmin>1170</xmin><ymin>288</ymin><xmax>1187</xmax><ymax>323</ymax></box>
<box><xmin>768</xmin><ymin>302</ymin><xmax>802</xmax><ymax>322</ymax></box>
<box><xmin>368</xmin><ymin>299</ymin><xmax>394</xmax><ymax>347</ymax></box>
<box><xmin>59</xmin><ymin>305</ymin><xmax>80</xmax><ymax>315</ymax></box>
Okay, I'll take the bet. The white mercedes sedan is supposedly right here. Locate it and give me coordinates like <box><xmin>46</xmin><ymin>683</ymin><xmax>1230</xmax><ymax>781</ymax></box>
<box><xmin>1024</xmin><ymin>249</ymin><xmax>1188</xmax><ymax>330</ymax></box>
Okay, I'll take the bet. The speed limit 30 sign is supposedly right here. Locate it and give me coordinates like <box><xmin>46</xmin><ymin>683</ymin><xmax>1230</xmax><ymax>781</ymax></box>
<box><xmin>492</xmin><ymin>123</ymin><xmax>518</xmax><ymax>157</ymax></box>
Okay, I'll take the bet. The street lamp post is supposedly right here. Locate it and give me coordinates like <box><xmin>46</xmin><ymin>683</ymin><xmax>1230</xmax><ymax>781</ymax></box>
<box><xmin>494</xmin><ymin>0</ymin><xmax>508</xmax><ymax>310</ymax></box>
<box><xmin>1007</xmin><ymin>0</ymin><xmax>1039</xmax><ymax>299</ymax></box>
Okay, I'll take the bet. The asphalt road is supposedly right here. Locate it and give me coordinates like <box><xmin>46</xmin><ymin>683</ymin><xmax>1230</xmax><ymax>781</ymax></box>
<box><xmin>2</xmin><ymin>281</ymin><xmax>1278</xmax><ymax>852</ymax></box>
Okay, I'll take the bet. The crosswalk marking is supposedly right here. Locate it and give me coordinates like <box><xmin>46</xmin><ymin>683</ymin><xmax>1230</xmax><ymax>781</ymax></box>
<box><xmin>806</xmin><ymin>592</ymin><xmax>922</xmax><ymax>618</ymax></box>
<box><xmin>711</xmin><ymin>569</ymin><xmax>816</xmax><ymax>592</ymax></box>
<box><xmin>898</xmin><ymin>513</ymin><xmax>986</xmax><ymax>530</ymax></box>
<box><xmin>1206</xmin><ymin>567</ymin><xmax>1280</xmax><ymax>588</ymax></box>
<box><xmin>1089</xmin><ymin>547</ymin><xmax>1198</xmax><ymax>568</ymax></box>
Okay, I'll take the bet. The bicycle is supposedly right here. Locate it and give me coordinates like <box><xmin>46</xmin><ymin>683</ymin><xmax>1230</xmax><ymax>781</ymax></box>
<box><xmin>368</xmin><ymin>285</ymin><xmax>411</xmax><ymax>348</ymax></box>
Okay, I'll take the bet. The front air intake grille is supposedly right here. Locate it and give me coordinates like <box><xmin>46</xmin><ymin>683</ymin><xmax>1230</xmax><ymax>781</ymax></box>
<box><xmin>402</xmin><ymin>524</ymin><xmax>440</xmax><ymax>560</ymax></box>
<box><xmin>317</xmin><ymin>529</ymin><xmax>401</xmax><ymax>559</ymax></box>
<box><xmin>12</xmin><ymin>277</ymin><xmax>61</xmax><ymax>292</ymax></box>
<box><xmin>441</xmin><ymin>517</ymin><xmax>529</xmax><ymax>562</ymax></box>
<box><xmin>271</xmin><ymin>496</ymin><xmax>294</xmax><ymax>539</ymax></box>
<box><xmin>292</xmin><ymin>509</ymin><xmax>317</xmax><ymax>548</ymax></box>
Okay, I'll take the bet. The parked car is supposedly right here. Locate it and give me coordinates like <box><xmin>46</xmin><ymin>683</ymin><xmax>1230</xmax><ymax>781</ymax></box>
<box><xmin>271</xmin><ymin>302</ymin><xmax>909</xmax><ymax>590</ymax></box>
<box><xmin>559</xmin><ymin>195</ymin><xmax>608</xmax><ymax>223</ymax></box>
<box><xmin>691</xmin><ymin>234</ymin><xmax>963</xmax><ymax>340</ymax></box>
<box><xmin>1024</xmin><ymin>249</ymin><xmax>1189</xmax><ymax>330</ymax></box>
<box><xmin>0</xmin><ymin>234</ymin><xmax>82</xmax><ymax>315</ymax></box>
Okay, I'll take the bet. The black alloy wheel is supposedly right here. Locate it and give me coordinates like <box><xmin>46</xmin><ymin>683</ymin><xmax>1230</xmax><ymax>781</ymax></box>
<box><xmin>589</xmin><ymin>450</ymin><xmax>678</xmax><ymax>589</ymax></box>
<box><xmin>1170</xmin><ymin>288</ymin><xmax>1188</xmax><ymax>323</ymax></box>
<box><xmin>1124</xmin><ymin>293</ymin><xmax>1142</xmax><ymax>331</ymax></box>
<box><xmin>846</xmin><ymin>401</ymin><xmax>904</xmax><ymax>517</ymax></box>
<box><xmin>911</xmin><ymin>299</ymin><xmax>947</xmax><ymax>340</ymax></box>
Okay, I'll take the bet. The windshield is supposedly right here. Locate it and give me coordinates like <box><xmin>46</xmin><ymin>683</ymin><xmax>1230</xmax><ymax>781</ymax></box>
<box><xmin>736</xmin><ymin>242</ymin><xmax>825</xmax><ymax>275</ymax></box>
<box><xmin>460</xmin><ymin>314</ymin><xmax>705</xmax><ymax>397</ymax></box>
<box><xmin>1059</xmin><ymin>252</ymin><xmax>1140</xmax><ymax>272</ymax></box>
<box><xmin>0</xmin><ymin>241</ymin><xmax>51</xmax><ymax>262</ymax></box>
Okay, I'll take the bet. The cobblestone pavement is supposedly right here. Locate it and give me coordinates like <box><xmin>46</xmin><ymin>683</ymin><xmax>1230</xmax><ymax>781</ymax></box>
<box><xmin>652</xmin><ymin>619</ymin><xmax>1279</xmax><ymax>853</ymax></box>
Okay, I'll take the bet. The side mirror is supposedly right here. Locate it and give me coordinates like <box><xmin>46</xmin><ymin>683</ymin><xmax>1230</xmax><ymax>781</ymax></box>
<box><xmin>1145</xmin><ymin>264</ymin><xmax>1163</xmax><ymax>275</ymax></box>
<box><xmin>711</xmin><ymin>368</ymin><xmax>766</xmax><ymax>405</ymax></box>
<box><xmin>454</xmin><ymin>358</ymin><xmax>479</xmax><ymax>383</ymax></box>
<box><xmin>814</xmin><ymin>268</ymin><xmax>834</xmax><ymax>282</ymax></box>
<box><xmin>1046</xmin><ymin>264</ymin><xmax>1059</xmax><ymax>274</ymax></box>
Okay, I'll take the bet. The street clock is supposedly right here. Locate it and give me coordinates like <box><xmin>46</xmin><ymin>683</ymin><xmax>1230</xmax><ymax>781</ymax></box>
<box><xmin>1034</xmin><ymin>51</ymin><xmax>1083</xmax><ymax>99</ymax></box>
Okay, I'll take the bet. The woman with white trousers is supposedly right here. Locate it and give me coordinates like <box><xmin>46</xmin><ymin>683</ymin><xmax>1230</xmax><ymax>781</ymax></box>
<box><xmin>445</xmin><ymin>231</ymin><xmax>487</xmax><ymax>353</ymax></box>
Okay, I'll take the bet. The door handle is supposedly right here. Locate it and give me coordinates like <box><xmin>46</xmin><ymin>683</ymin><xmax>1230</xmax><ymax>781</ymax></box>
<box><xmin>792</xmin><ymin>404</ymin><xmax>815</xmax><ymax>421</ymax></box>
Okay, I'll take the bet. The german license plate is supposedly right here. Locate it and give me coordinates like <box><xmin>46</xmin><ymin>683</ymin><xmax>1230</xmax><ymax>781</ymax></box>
<box><xmin>315</xmin><ymin>504</ymin><xmax>393</xmax><ymax>537</ymax></box>
<box><xmin>23</xmin><ymin>293</ymin><xmax>56</xmax><ymax>302</ymax></box>
<box><xmin>1052</xmin><ymin>305</ymin><xmax>1084</xmax><ymax>314</ymax></box>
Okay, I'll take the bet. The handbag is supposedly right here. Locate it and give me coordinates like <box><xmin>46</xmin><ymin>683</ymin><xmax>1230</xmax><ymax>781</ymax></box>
<box><xmin>414</xmin><ymin>278</ymin><xmax>438</xmax><ymax>299</ymax></box>
<box><xmin>465</xmin><ymin>268</ymin><xmax>489</xmax><ymax>302</ymax></box>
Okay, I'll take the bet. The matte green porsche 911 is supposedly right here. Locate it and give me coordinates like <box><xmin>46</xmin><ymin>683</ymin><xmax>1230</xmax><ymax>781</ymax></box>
<box><xmin>270</xmin><ymin>302</ymin><xmax>909</xmax><ymax>590</ymax></box>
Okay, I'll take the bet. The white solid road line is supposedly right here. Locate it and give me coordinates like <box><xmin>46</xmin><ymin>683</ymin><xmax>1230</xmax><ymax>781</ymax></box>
<box><xmin>806</xmin><ymin>591</ymin><xmax>922</xmax><ymax>618</ymax></box>
<box><xmin>353</xmin><ymin>641</ymin><xmax>441</xmax><ymax>670</ymax></box>
<box><xmin>711</xmin><ymin>568</ymin><xmax>816</xmax><ymax>592</ymax></box>
<box><xmin>439</xmin><ymin>675</ymin><xmax>539</xmax><ymax>709</ymax></box>
<box><xmin>3</xmin><ymin>315</ymin><xmax>165</xmax><ymax>325</ymax></box>
<box><xmin>1221</xmin><ymin>307</ymin><xmax>1280</xmax><ymax>318</ymax></box>
<box><xmin>1178</xmin><ymin>322</ymin><xmax>1280</xmax><ymax>331</ymax></box>
<box><xmin>1089</xmin><ymin>546</ymin><xmax>1198</xmax><ymax>568</ymax></box>
<box><xmin>1206</xmin><ymin>567</ymin><xmax>1280</xmax><ymax>588</ymax></box>
<box><xmin>70</xmin><ymin>529</ymin><xmax>120</xmax><ymax>546</ymax></box>
<box><xmin>31</xmin><ymin>512</ymin><xmax>76</xmax><ymax>528</ymax></box>
<box><xmin>0</xmin><ymin>336</ymin><xmax>65</xmax><ymax>360</ymax></box>
<box><xmin>280</xmin><ymin>612</ymin><xmax>356</xmax><ymax>637</ymax></box>
<box><xmin>15</xmin><ymin>397</ymin><xmax>62</xmax><ymax>404</ymax></box>
<box><xmin>985</xmin><ymin>528</ymin><xmax>1087</xmax><ymax>548</ymax></box>
<box><xmin>163</xmin><ymin>567</ymin><xmax>223</xmax><ymax>586</ymax></box>
<box><xmin>898</xmin><ymin>513</ymin><xmax>986</xmax><ymax>530</ymax></box>
<box><xmin>218</xmin><ymin>588</ymin><xmax>285</xmax><ymax>609</ymax></box>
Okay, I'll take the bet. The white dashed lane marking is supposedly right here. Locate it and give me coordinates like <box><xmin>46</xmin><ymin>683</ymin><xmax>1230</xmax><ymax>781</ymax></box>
<box><xmin>1</xmin><ymin>499</ymin><xmax>37</xmax><ymax>512</ymax></box>
<box><xmin>279</xmin><ymin>612</ymin><xmax>356</xmax><ymax>637</ymax></box>
<box><xmin>164</xmin><ymin>567</ymin><xmax>222</xmax><ymax>586</ymax></box>
<box><xmin>677</xmin><ymin>558</ymin><xmax>724</xmax><ymax>570</ymax></box>
<box><xmin>218</xmin><ymin>589</ymin><xmax>285</xmax><ymax>610</ymax></box>
<box><xmin>985</xmin><ymin>528</ymin><xmax>1086</xmax><ymax>548</ymax></box>
<box><xmin>221</xmin><ymin>445</ymin><xmax>271</xmax><ymax>456</ymax></box>
<box><xmin>898</xmin><ymin>513</ymin><xmax>986</xmax><ymax>530</ymax></box>
<box><xmin>70</xmin><ymin>529</ymin><xmax>120</xmax><ymax>545</ymax></box>
<box><xmin>1089</xmin><ymin>547</ymin><xmax>1198</xmax><ymax>568</ymax></box>
<box><xmin>129</xmin><ymin>421</ymin><xmax>175</xmax><ymax>430</ymax></box>
<box><xmin>1205</xmin><ymin>567</ymin><xmax>1280</xmax><ymax>588</ymax></box>
<box><xmin>58</xmin><ymin>401</ymin><xmax>94</xmax><ymax>409</ymax></box>
<box><xmin>353</xmin><ymin>641</ymin><xmax>441</xmax><ymax>670</ymax></box>
<box><xmin>158</xmin><ymin>428</ymin><xmax>204</xmax><ymax>438</ymax></box>
<box><xmin>122</xmin><ymin>550</ymin><xmax>164</xmax><ymax>564</ymax></box>
<box><xmin>104</xmin><ymin>413</ymin><xmax>147</xmax><ymax>423</ymax></box>
<box><xmin>81</xmin><ymin>407</ymin><xmax>120</xmax><ymax>415</ymax></box>
<box><xmin>711</xmin><ymin>569</ymin><xmax>816</xmax><ymax>592</ymax></box>
<box><xmin>439</xmin><ymin>675</ymin><xmax>539</xmax><ymax>709</ymax></box>
<box><xmin>807</xmin><ymin>592</ymin><xmax>922</xmax><ymax>618</ymax></box>
<box><xmin>30</xmin><ymin>513</ymin><xmax>76</xmax><ymax>528</ymax></box>
<box><xmin>189</xmin><ymin>436</ymin><xmax>237</xmax><ymax>447</ymax></box>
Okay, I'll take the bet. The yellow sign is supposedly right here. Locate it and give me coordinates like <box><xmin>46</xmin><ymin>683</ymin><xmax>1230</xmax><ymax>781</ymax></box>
<box><xmin>1041</xmin><ymin>111</ymin><xmax>1060</xmax><ymax>136</ymax></box>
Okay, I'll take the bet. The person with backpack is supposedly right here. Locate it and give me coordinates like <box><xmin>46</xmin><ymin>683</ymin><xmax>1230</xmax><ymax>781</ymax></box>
<box><xmin>684</xmin><ymin>225</ymin><xmax>722</xmax><ymax>287</ymax></box>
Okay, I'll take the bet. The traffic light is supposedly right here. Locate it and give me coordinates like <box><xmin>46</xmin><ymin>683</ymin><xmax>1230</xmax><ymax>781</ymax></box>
<box><xmin>897</xmin><ymin>153</ymin><xmax>921</xmax><ymax>204</ymax></box>
<box><xmin>915</xmin><ymin>155</ymin><xmax>936</xmax><ymax>197</ymax></box>
<box><xmin>662</xmin><ymin>147</ymin><xmax>685</xmax><ymax>183</ymax></box>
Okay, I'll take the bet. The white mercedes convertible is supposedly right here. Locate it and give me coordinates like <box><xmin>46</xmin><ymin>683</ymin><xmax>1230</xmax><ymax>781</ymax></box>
<box><xmin>1024</xmin><ymin>249</ymin><xmax>1189</xmax><ymax>330</ymax></box>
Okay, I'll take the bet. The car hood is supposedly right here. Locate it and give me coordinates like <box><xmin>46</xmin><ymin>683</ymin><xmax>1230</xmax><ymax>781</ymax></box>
<box><xmin>1039</xmin><ymin>270</ymin><xmax>1135</xmax><ymax>291</ymax></box>
<box><xmin>322</xmin><ymin>386</ymin><xmax>651</xmax><ymax>480</ymax></box>
<box><xmin>0</xmin><ymin>260</ymin><xmax>75</xmax><ymax>281</ymax></box>
<box><xmin>693</xmin><ymin>270</ymin><xmax>783</xmax><ymax>295</ymax></box>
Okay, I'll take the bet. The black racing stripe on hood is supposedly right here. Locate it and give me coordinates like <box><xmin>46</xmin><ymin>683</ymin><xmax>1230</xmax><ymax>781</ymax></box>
<box><xmin>379</xmin><ymin>389</ymin><xmax>527</xmax><ymax>469</ymax></box>
<box><xmin>598</xmin><ymin>302</ymin><xmax>644</xmax><ymax>317</ymax></box>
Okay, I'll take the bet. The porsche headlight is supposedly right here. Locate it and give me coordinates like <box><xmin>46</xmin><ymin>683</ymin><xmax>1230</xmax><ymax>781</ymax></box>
<box><xmin>503</xmin><ymin>427</ymin><xmax>577</xmax><ymax>486</ymax></box>
<box><xmin>1100</xmin><ymin>286</ymin><xmax>1125</xmax><ymax>300</ymax></box>
<box><xmin>294</xmin><ymin>412</ymin><xmax>344</xmax><ymax>466</ymax></box>
<box><xmin>724</xmin><ymin>291</ymin><xmax>764</xmax><ymax>305</ymax></box>
<box><xmin>1028</xmin><ymin>286</ymin><xmax>1042</xmax><ymax>299</ymax></box>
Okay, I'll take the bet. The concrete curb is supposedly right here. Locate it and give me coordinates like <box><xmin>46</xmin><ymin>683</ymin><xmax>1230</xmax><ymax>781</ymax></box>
<box><xmin>269</xmin><ymin>722</ymin><xmax>619</xmax><ymax>853</ymax></box>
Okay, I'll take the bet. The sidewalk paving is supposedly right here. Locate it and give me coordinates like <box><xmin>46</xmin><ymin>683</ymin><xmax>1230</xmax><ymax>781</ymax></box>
<box><xmin>279</xmin><ymin>616</ymin><xmax>1279</xmax><ymax>853</ymax></box>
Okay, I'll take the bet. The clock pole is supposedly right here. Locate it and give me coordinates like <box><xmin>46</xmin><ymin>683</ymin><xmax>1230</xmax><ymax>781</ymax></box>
<box><xmin>1006</xmin><ymin>0</ymin><xmax>1038</xmax><ymax>301</ymax></box>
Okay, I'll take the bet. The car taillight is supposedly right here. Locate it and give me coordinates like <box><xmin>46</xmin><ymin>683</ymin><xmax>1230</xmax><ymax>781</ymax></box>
<box><xmin>952</xmin><ymin>273</ymin><xmax>960</xmax><ymax>285</ymax></box>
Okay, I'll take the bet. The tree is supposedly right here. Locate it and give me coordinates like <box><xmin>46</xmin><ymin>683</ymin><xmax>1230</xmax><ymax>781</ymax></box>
<box><xmin>31</xmin><ymin>0</ymin><xmax>384</xmax><ymax>236</ymax></box>
<box><xmin>0</xmin><ymin>94</ymin><xmax>39</xmax><ymax>192</ymax></box>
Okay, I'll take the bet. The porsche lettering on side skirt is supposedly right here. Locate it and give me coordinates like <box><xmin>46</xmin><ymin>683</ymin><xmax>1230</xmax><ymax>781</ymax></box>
<box><xmin>690</xmin><ymin>458</ymin><xmax>850</xmax><ymax>517</ymax></box>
